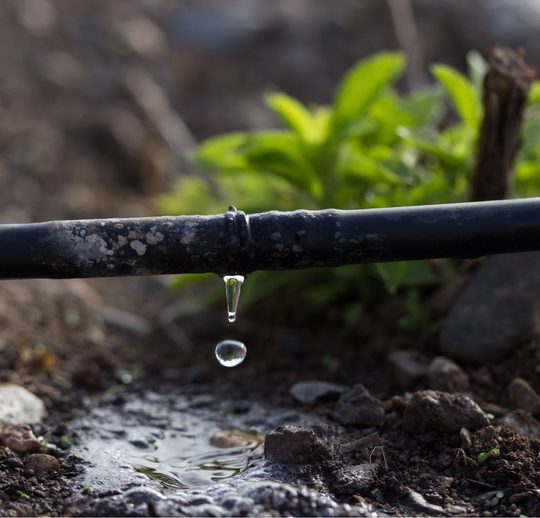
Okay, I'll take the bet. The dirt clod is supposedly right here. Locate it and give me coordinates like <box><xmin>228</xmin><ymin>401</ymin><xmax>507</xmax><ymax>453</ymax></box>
<box><xmin>428</xmin><ymin>356</ymin><xmax>470</xmax><ymax>392</ymax></box>
<box><xmin>290</xmin><ymin>381</ymin><xmax>348</xmax><ymax>405</ymax></box>
<box><xmin>264</xmin><ymin>425</ymin><xmax>330</xmax><ymax>465</ymax></box>
<box><xmin>388</xmin><ymin>350</ymin><xmax>428</xmax><ymax>387</ymax></box>
<box><xmin>500</xmin><ymin>409</ymin><xmax>540</xmax><ymax>438</ymax></box>
<box><xmin>331</xmin><ymin>464</ymin><xmax>376</xmax><ymax>495</ymax></box>
<box><xmin>25</xmin><ymin>453</ymin><xmax>60</xmax><ymax>473</ymax></box>
<box><xmin>333</xmin><ymin>384</ymin><xmax>385</xmax><ymax>428</ymax></box>
<box><xmin>508</xmin><ymin>377</ymin><xmax>540</xmax><ymax>415</ymax></box>
<box><xmin>0</xmin><ymin>424</ymin><xmax>42</xmax><ymax>454</ymax></box>
<box><xmin>402</xmin><ymin>390</ymin><xmax>490</xmax><ymax>433</ymax></box>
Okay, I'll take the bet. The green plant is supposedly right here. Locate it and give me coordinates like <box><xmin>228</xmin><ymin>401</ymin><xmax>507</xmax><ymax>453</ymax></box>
<box><xmin>490</xmin><ymin>490</ymin><xmax>504</xmax><ymax>507</ymax></box>
<box><xmin>477</xmin><ymin>447</ymin><xmax>501</xmax><ymax>463</ymax></box>
<box><xmin>158</xmin><ymin>51</ymin><xmax>540</xmax><ymax>325</ymax></box>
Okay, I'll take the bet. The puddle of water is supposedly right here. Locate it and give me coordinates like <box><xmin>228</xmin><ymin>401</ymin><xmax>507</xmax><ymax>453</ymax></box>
<box><xmin>72</xmin><ymin>393</ymin><xmax>267</xmax><ymax>493</ymax></box>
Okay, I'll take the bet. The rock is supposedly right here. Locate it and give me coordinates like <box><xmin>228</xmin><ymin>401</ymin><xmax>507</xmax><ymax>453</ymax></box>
<box><xmin>508</xmin><ymin>378</ymin><xmax>540</xmax><ymax>416</ymax></box>
<box><xmin>289</xmin><ymin>381</ymin><xmax>348</xmax><ymax>405</ymax></box>
<box><xmin>402</xmin><ymin>390</ymin><xmax>490</xmax><ymax>433</ymax></box>
<box><xmin>333</xmin><ymin>384</ymin><xmax>385</xmax><ymax>427</ymax></box>
<box><xmin>0</xmin><ymin>384</ymin><xmax>46</xmax><ymax>425</ymax></box>
<box><xmin>264</xmin><ymin>426</ymin><xmax>330</xmax><ymax>465</ymax></box>
<box><xmin>210</xmin><ymin>430</ymin><xmax>261</xmax><ymax>449</ymax></box>
<box><xmin>500</xmin><ymin>410</ymin><xmax>540</xmax><ymax>438</ymax></box>
<box><xmin>440</xmin><ymin>252</ymin><xmax>540</xmax><ymax>364</ymax></box>
<box><xmin>332</xmin><ymin>464</ymin><xmax>376</xmax><ymax>495</ymax></box>
<box><xmin>0</xmin><ymin>424</ymin><xmax>42</xmax><ymax>453</ymax></box>
<box><xmin>25</xmin><ymin>453</ymin><xmax>60</xmax><ymax>473</ymax></box>
<box><xmin>428</xmin><ymin>356</ymin><xmax>470</xmax><ymax>392</ymax></box>
<box><xmin>388</xmin><ymin>350</ymin><xmax>429</xmax><ymax>387</ymax></box>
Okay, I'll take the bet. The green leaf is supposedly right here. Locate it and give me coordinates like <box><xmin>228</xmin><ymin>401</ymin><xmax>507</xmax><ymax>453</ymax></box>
<box><xmin>337</xmin><ymin>142</ymin><xmax>401</xmax><ymax>185</ymax></box>
<box><xmin>396</xmin><ymin>127</ymin><xmax>464</xmax><ymax>166</ymax></box>
<box><xmin>169</xmin><ymin>273</ymin><xmax>218</xmax><ymax>291</ymax></box>
<box><xmin>375</xmin><ymin>262</ymin><xmax>407</xmax><ymax>294</ymax></box>
<box><xmin>192</xmin><ymin>133</ymin><xmax>248</xmax><ymax>172</ymax></box>
<box><xmin>333</xmin><ymin>52</ymin><xmax>405</xmax><ymax>132</ymax></box>
<box><xmin>265</xmin><ymin>92</ymin><xmax>322</xmax><ymax>143</ymax></box>
<box><xmin>241</xmin><ymin>131</ymin><xmax>323</xmax><ymax>200</ymax></box>
<box><xmin>431</xmin><ymin>64</ymin><xmax>480</xmax><ymax>131</ymax></box>
<box><xmin>528</xmin><ymin>81</ymin><xmax>540</xmax><ymax>106</ymax></box>
<box><xmin>466</xmin><ymin>50</ymin><xmax>487</xmax><ymax>100</ymax></box>
<box><xmin>400</xmin><ymin>86</ymin><xmax>444</xmax><ymax>127</ymax></box>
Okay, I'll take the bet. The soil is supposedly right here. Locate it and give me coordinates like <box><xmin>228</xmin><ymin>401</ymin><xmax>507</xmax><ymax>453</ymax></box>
<box><xmin>1</xmin><ymin>1</ymin><xmax>540</xmax><ymax>516</ymax></box>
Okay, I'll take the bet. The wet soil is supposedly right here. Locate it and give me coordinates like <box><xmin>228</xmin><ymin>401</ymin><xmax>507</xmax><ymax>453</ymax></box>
<box><xmin>1</xmin><ymin>1</ymin><xmax>540</xmax><ymax>516</ymax></box>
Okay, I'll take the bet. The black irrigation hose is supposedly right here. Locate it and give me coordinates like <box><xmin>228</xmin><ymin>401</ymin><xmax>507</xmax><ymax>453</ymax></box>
<box><xmin>1</xmin><ymin>197</ymin><xmax>540</xmax><ymax>279</ymax></box>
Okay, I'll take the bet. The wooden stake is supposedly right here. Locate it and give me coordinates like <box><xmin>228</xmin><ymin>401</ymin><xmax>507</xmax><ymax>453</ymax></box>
<box><xmin>472</xmin><ymin>47</ymin><xmax>534</xmax><ymax>201</ymax></box>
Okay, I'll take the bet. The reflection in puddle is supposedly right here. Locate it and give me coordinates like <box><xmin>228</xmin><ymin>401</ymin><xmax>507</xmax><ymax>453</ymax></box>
<box><xmin>72</xmin><ymin>393</ymin><xmax>266</xmax><ymax>492</ymax></box>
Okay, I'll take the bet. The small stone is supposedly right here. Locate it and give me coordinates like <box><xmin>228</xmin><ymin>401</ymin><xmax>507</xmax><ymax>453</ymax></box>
<box><xmin>0</xmin><ymin>384</ymin><xmax>46</xmax><ymax>425</ymax></box>
<box><xmin>25</xmin><ymin>453</ymin><xmax>60</xmax><ymax>473</ymax></box>
<box><xmin>332</xmin><ymin>464</ymin><xmax>376</xmax><ymax>495</ymax></box>
<box><xmin>440</xmin><ymin>252</ymin><xmax>540</xmax><ymax>364</ymax></box>
<box><xmin>290</xmin><ymin>381</ymin><xmax>348</xmax><ymax>405</ymax></box>
<box><xmin>507</xmin><ymin>378</ymin><xmax>540</xmax><ymax>416</ymax></box>
<box><xmin>402</xmin><ymin>390</ymin><xmax>489</xmax><ymax>433</ymax></box>
<box><xmin>0</xmin><ymin>425</ymin><xmax>42</xmax><ymax>454</ymax></box>
<box><xmin>428</xmin><ymin>356</ymin><xmax>470</xmax><ymax>392</ymax></box>
<box><xmin>210</xmin><ymin>430</ymin><xmax>261</xmax><ymax>449</ymax></box>
<box><xmin>388</xmin><ymin>350</ymin><xmax>429</xmax><ymax>387</ymax></box>
<box><xmin>500</xmin><ymin>410</ymin><xmax>540</xmax><ymax>438</ymax></box>
<box><xmin>129</xmin><ymin>438</ymin><xmax>150</xmax><ymax>449</ymax></box>
<box><xmin>333</xmin><ymin>384</ymin><xmax>385</xmax><ymax>427</ymax></box>
<box><xmin>264</xmin><ymin>426</ymin><xmax>330</xmax><ymax>465</ymax></box>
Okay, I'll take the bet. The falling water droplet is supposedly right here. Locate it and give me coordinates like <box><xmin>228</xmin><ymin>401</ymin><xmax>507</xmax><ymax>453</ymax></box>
<box><xmin>223</xmin><ymin>275</ymin><xmax>244</xmax><ymax>323</ymax></box>
<box><xmin>215</xmin><ymin>340</ymin><xmax>247</xmax><ymax>367</ymax></box>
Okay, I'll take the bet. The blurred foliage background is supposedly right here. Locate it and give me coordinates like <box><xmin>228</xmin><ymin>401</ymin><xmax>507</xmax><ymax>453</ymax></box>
<box><xmin>2</xmin><ymin>0</ymin><xmax>540</xmax><ymax>327</ymax></box>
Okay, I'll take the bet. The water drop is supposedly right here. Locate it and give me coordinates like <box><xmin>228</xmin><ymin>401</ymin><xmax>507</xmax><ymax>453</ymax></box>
<box><xmin>215</xmin><ymin>340</ymin><xmax>247</xmax><ymax>367</ymax></box>
<box><xmin>223</xmin><ymin>275</ymin><xmax>244</xmax><ymax>323</ymax></box>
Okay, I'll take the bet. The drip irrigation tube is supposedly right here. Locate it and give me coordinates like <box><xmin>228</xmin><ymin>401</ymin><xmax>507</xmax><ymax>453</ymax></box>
<box><xmin>1</xmin><ymin>197</ymin><xmax>540</xmax><ymax>279</ymax></box>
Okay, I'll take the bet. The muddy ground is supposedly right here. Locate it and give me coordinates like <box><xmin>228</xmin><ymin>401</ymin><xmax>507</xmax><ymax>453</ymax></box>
<box><xmin>1</xmin><ymin>1</ymin><xmax>540</xmax><ymax>516</ymax></box>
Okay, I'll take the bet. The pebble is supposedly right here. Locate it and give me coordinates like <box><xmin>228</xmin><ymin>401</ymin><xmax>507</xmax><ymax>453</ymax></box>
<box><xmin>289</xmin><ymin>381</ymin><xmax>349</xmax><ymax>405</ymax></box>
<box><xmin>333</xmin><ymin>384</ymin><xmax>385</xmax><ymax>427</ymax></box>
<box><xmin>427</xmin><ymin>356</ymin><xmax>470</xmax><ymax>392</ymax></box>
<box><xmin>264</xmin><ymin>425</ymin><xmax>330</xmax><ymax>465</ymax></box>
<box><xmin>440</xmin><ymin>252</ymin><xmax>540</xmax><ymax>364</ymax></box>
<box><xmin>500</xmin><ymin>410</ymin><xmax>540</xmax><ymax>438</ymax></box>
<box><xmin>209</xmin><ymin>430</ymin><xmax>261</xmax><ymax>449</ymax></box>
<box><xmin>0</xmin><ymin>384</ymin><xmax>46</xmax><ymax>425</ymax></box>
<box><xmin>331</xmin><ymin>464</ymin><xmax>376</xmax><ymax>495</ymax></box>
<box><xmin>507</xmin><ymin>378</ymin><xmax>540</xmax><ymax>416</ymax></box>
<box><xmin>388</xmin><ymin>350</ymin><xmax>429</xmax><ymax>387</ymax></box>
<box><xmin>0</xmin><ymin>424</ymin><xmax>42</xmax><ymax>453</ymax></box>
<box><xmin>402</xmin><ymin>390</ymin><xmax>490</xmax><ymax>433</ymax></box>
<box><xmin>25</xmin><ymin>453</ymin><xmax>60</xmax><ymax>473</ymax></box>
